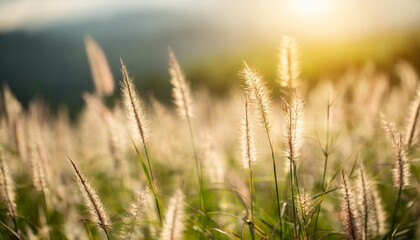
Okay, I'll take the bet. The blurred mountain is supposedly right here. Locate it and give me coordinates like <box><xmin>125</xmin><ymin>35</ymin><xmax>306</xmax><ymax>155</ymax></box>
<box><xmin>1</xmin><ymin>5</ymin><xmax>420</xmax><ymax>116</ymax></box>
<box><xmin>0</xmin><ymin>8</ymin><xmax>269</xmax><ymax>115</ymax></box>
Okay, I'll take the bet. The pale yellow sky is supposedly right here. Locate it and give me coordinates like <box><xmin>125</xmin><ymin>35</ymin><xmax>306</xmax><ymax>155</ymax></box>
<box><xmin>0</xmin><ymin>0</ymin><xmax>419</xmax><ymax>41</ymax></box>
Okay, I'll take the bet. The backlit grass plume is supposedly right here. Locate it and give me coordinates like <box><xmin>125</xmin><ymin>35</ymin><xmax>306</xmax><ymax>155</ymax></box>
<box><xmin>68</xmin><ymin>157</ymin><xmax>111</xmax><ymax>239</ymax></box>
<box><xmin>29</xmin><ymin>143</ymin><xmax>47</xmax><ymax>193</ymax></box>
<box><xmin>284</xmin><ymin>91</ymin><xmax>304</xmax><ymax>163</ymax></box>
<box><xmin>381</xmin><ymin>114</ymin><xmax>411</xmax><ymax>189</ymax></box>
<box><xmin>28</xmin><ymin>116</ymin><xmax>49</xmax><ymax>193</ymax></box>
<box><xmin>120</xmin><ymin>59</ymin><xmax>149</xmax><ymax>145</ymax></box>
<box><xmin>283</xmin><ymin>91</ymin><xmax>304</xmax><ymax>237</ymax></box>
<box><xmin>2</xmin><ymin>85</ymin><xmax>27</xmax><ymax>161</ymax></box>
<box><xmin>168</xmin><ymin>48</ymin><xmax>194</xmax><ymax>118</ymax></box>
<box><xmin>2</xmin><ymin>84</ymin><xmax>22</xmax><ymax>124</ymax></box>
<box><xmin>381</xmin><ymin>114</ymin><xmax>412</xmax><ymax>238</ymax></box>
<box><xmin>160</xmin><ymin>190</ymin><xmax>186</xmax><ymax>240</ymax></box>
<box><xmin>278</xmin><ymin>35</ymin><xmax>300</xmax><ymax>90</ymax></box>
<box><xmin>392</xmin><ymin>138</ymin><xmax>411</xmax><ymax>189</ymax></box>
<box><xmin>403</xmin><ymin>86</ymin><xmax>420</xmax><ymax>149</ymax></box>
<box><xmin>168</xmin><ymin>48</ymin><xmax>204</xmax><ymax>227</ymax></box>
<box><xmin>240</xmin><ymin>96</ymin><xmax>256</xmax><ymax>239</ymax></box>
<box><xmin>340</xmin><ymin>170</ymin><xmax>361</xmax><ymax>240</ymax></box>
<box><xmin>240</xmin><ymin>97</ymin><xmax>256</xmax><ymax>170</ymax></box>
<box><xmin>120</xmin><ymin>62</ymin><xmax>162</xmax><ymax>224</ymax></box>
<box><xmin>120</xmin><ymin>191</ymin><xmax>148</xmax><ymax>240</ymax></box>
<box><xmin>0</xmin><ymin>150</ymin><xmax>18</xmax><ymax>232</ymax></box>
<box><xmin>242</xmin><ymin>63</ymin><xmax>272</xmax><ymax>132</ymax></box>
<box><xmin>356</xmin><ymin>163</ymin><xmax>387</xmax><ymax>239</ymax></box>
<box><xmin>296</xmin><ymin>188</ymin><xmax>312</xmax><ymax>221</ymax></box>
<box><xmin>85</xmin><ymin>36</ymin><xmax>115</xmax><ymax>97</ymax></box>
<box><xmin>242</xmin><ymin>63</ymin><xmax>283</xmax><ymax>238</ymax></box>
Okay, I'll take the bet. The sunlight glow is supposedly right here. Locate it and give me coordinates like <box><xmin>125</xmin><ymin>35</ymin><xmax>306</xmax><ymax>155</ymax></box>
<box><xmin>290</xmin><ymin>0</ymin><xmax>335</xmax><ymax>21</ymax></box>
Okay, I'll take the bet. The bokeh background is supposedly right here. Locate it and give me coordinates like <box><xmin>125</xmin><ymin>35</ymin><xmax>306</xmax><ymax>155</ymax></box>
<box><xmin>1</xmin><ymin>0</ymin><xmax>420</xmax><ymax>116</ymax></box>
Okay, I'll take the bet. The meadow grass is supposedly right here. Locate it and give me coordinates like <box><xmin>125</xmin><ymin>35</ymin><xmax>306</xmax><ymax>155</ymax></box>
<box><xmin>0</xmin><ymin>36</ymin><xmax>419</xmax><ymax>240</ymax></box>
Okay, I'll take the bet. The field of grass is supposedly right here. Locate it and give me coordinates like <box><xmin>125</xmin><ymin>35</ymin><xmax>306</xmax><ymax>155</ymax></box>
<box><xmin>0</xmin><ymin>36</ymin><xmax>419</xmax><ymax>240</ymax></box>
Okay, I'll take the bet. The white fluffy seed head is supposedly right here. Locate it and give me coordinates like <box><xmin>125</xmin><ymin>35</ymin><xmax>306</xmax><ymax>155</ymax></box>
<box><xmin>370</xmin><ymin>183</ymin><xmax>387</xmax><ymax>236</ymax></box>
<box><xmin>297</xmin><ymin>188</ymin><xmax>312</xmax><ymax>219</ymax></box>
<box><xmin>85</xmin><ymin>36</ymin><xmax>115</xmax><ymax>97</ymax></box>
<box><xmin>381</xmin><ymin>114</ymin><xmax>411</xmax><ymax>189</ymax></box>
<box><xmin>27</xmin><ymin>117</ymin><xmax>49</xmax><ymax>193</ymax></box>
<box><xmin>69</xmin><ymin>158</ymin><xmax>111</xmax><ymax>230</ymax></box>
<box><xmin>108</xmin><ymin>114</ymin><xmax>127</xmax><ymax>170</ymax></box>
<box><xmin>340</xmin><ymin>171</ymin><xmax>361</xmax><ymax>240</ymax></box>
<box><xmin>284</xmin><ymin>91</ymin><xmax>304</xmax><ymax>163</ymax></box>
<box><xmin>120</xmin><ymin>191</ymin><xmax>148</xmax><ymax>239</ymax></box>
<box><xmin>403</xmin><ymin>86</ymin><xmax>420</xmax><ymax>148</ymax></box>
<box><xmin>355</xmin><ymin>164</ymin><xmax>387</xmax><ymax>239</ymax></box>
<box><xmin>29</xmin><ymin>145</ymin><xmax>47</xmax><ymax>192</ymax></box>
<box><xmin>0</xmin><ymin>151</ymin><xmax>16</xmax><ymax>219</ymax></box>
<box><xmin>160</xmin><ymin>190</ymin><xmax>185</xmax><ymax>240</ymax></box>
<box><xmin>200</xmin><ymin>133</ymin><xmax>225</xmax><ymax>184</ymax></box>
<box><xmin>2</xmin><ymin>84</ymin><xmax>22</xmax><ymax>124</ymax></box>
<box><xmin>120</xmin><ymin>60</ymin><xmax>149</xmax><ymax>144</ymax></box>
<box><xmin>240</xmin><ymin>97</ymin><xmax>256</xmax><ymax>169</ymax></box>
<box><xmin>279</xmin><ymin>35</ymin><xmax>300</xmax><ymax>90</ymax></box>
<box><xmin>242</xmin><ymin>63</ymin><xmax>272</xmax><ymax>132</ymax></box>
<box><xmin>168</xmin><ymin>48</ymin><xmax>194</xmax><ymax>119</ymax></box>
<box><xmin>381</xmin><ymin>113</ymin><xmax>398</xmax><ymax>148</ymax></box>
<box><xmin>393</xmin><ymin>137</ymin><xmax>411</xmax><ymax>189</ymax></box>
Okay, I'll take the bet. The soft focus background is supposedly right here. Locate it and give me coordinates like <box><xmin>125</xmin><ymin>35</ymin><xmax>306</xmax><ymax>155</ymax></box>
<box><xmin>1</xmin><ymin>1</ymin><xmax>420</xmax><ymax>239</ymax></box>
<box><xmin>1</xmin><ymin>0</ymin><xmax>420</xmax><ymax>116</ymax></box>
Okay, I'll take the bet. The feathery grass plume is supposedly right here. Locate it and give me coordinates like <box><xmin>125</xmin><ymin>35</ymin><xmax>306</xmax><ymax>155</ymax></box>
<box><xmin>242</xmin><ymin>63</ymin><xmax>272</xmax><ymax>132</ymax></box>
<box><xmin>369</xmin><ymin>183</ymin><xmax>387</xmax><ymax>237</ymax></box>
<box><xmin>240</xmin><ymin>97</ymin><xmax>256</xmax><ymax>169</ymax></box>
<box><xmin>278</xmin><ymin>35</ymin><xmax>300</xmax><ymax>90</ymax></box>
<box><xmin>27</xmin><ymin>112</ymin><xmax>50</xmax><ymax>193</ymax></box>
<box><xmin>240</xmin><ymin>97</ymin><xmax>256</xmax><ymax>239</ymax></box>
<box><xmin>120</xmin><ymin>60</ymin><xmax>149</xmax><ymax>145</ymax></box>
<box><xmin>0</xmin><ymin>150</ymin><xmax>17</xmax><ymax>231</ymax></box>
<box><xmin>242</xmin><ymin>63</ymin><xmax>283</xmax><ymax>239</ymax></box>
<box><xmin>2</xmin><ymin>85</ymin><xmax>27</xmax><ymax>160</ymax></box>
<box><xmin>283</xmin><ymin>91</ymin><xmax>304</xmax><ymax>163</ymax></box>
<box><xmin>29</xmin><ymin>143</ymin><xmax>47</xmax><ymax>193</ymax></box>
<box><xmin>28</xmin><ymin>130</ymin><xmax>53</xmax><ymax>240</ymax></box>
<box><xmin>283</xmin><ymin>92</ymin><xmax>304</xmax><ymax>237</ymax></box>
<box><xmin>382</xmin><ymin>114</ymin><xmax>412</xmax><ymax>238</ymax></box>
<box><xmin>355</xmin><ymin>164</ymin><xmax>369</xmax><ymax>240</ymax></box>
<box><xmin>340</xmin><ymin>170</ymin><xmax>361</xmax><ymax>240</ymax></box>
<box><xmin>403</xmin><ymin>86</ymin><xmax>420</xmax><ymax>148</ymax></box>
<box><xmin>160</xmin><ymin>190</ymin><xmax>185</xmax><ymax>240</ymax></box>
<box><xmin>381</xmin><ymin>113</ymin><xmax>399</xmax><ymax>148</ymax></box>
<box><xmin>85</xmin><ymin>36</ymin><xmax>115</xmax><ymax>97</ymax></box>
<box><xmin>199</xmin><ymin>133</ymin><xmax>225</xmax><ymax>184</ymax></box>
<box><xmin>355</xmin><ymin>163</ymin><xmax>387</xmax><ymax>239</ymax></box>
<box><xmin>83</xmin><ymin>93</ymin><xmax>127</xmax><ymax>170</ymax></box>
<box><xmin>393</xmin><ymin>136</ymin><xmax>411</xmax><ymax>189</ymax></box>
<box><xmin>68</xmin><ymin>157</ymin><xmax>111</xmax><ymax>239</ymax></box>
<box><xmin>168</xmin><ymin>48</ymin><xmax>194</xmax><ymax>118</ymax></box>
<box><xmin>2</xmin><ymin>84</ymin><xmax>22</xmax><ymax>124</ymax></box>
<box><xmin>395</xmin><ymin>61</ymin><xmax>419</xmax><ymax>95</ymax></box>
<box><xmin>381</xmin><ymin>114</ymin><xmax>411</xmax><ymax>189</ymax></box>
<box><xmin>296</xmin><ymin>188</ymin><xmax>312</xmax><ymax>220</ymax></box>
<box><xmin>120</xmin><ymin>59</ymin><xmax>162</xmax><ymax>223</ymax></box>
<box><xmin>14</xmin><ymin>117</ymin><xmax>27</xmax><ymax>161</ymax></box>
<box><xmin>168</xmin><ymin>48</ymin><xmax>205</xmax><ymax>226</ymax></box>
<box><xmin>108</xmin><ymin>109</ymin><xmax>127</xmax><ymax>171</ymax></box>
<box><xmin>120</xmin><ymin>191</ymin><xmax>148</xmax><ymax>240</ymax></box>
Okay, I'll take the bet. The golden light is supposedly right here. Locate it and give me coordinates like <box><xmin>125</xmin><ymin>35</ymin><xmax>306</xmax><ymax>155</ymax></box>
<box><xmin>289</xmin><ymin>0</ymin><xmax>335</xmax><ymax>21</ymax></box>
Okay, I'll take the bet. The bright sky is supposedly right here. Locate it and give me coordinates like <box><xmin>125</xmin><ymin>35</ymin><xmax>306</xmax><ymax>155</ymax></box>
<box><xmin>0</xmin><ymin>0</ymin><xmax>419</xmax><ymax>41</ymax></box>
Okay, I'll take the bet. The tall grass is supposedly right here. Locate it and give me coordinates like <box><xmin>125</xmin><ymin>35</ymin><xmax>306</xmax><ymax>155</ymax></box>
<box><xmin>0</xmin><ymin>36</ymin><xmax>418</xmax><ymax>239</ymax></box>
